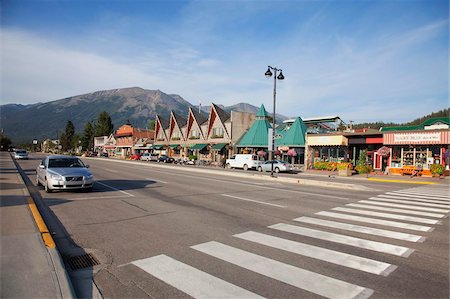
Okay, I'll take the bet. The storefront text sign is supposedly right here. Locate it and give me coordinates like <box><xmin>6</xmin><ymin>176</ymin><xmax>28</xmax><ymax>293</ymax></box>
<box><xmin>393</xmin><ymin>132</ymin><xmax>441</xmax><ymax>144</ymax></box>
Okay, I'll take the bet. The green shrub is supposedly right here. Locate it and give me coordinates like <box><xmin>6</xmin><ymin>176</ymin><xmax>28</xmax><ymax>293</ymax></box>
<box><xmin>337</xmin><ymin>162</ymin><xmax>352</xmax><ymax>170</ymax></box>
<box><xmin>189</xmin><ymin>154</ymin><xmax>197</xmax><ymax>161</ymax></box>
<box><xmin>430</xmin><ymin>164</ymin><xmax>445</xmax><ymax>175</ymax></box>
<box><xmin>355</xmin><ymin>165</ymin><xmax>372</xmax><ymax>174</ymax></box>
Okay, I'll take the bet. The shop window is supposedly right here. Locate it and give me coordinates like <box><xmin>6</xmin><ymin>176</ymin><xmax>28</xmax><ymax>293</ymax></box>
<box><xmin>391</xmin><ymin>147</ymin><xmax>402</xmax><ymax>167</ymax></box>
<box><xmin>212</xmin><ymin>127</ymin><xmax>224</xmax><ymax>138</ymax></box>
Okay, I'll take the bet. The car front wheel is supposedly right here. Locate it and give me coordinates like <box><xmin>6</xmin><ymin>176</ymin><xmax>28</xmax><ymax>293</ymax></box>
<box><xmin>258</xmin><ymin>166</ymin><xmax>262</xmax><ymax>172</ymax></box>
<box><xmin>243</xmin><ymin>164</ymin><xmax>248</xmax><ymax>171</ymax></box>
<box><xmin>44</xmin><ymin>180</ymin><xmax>52</xmax><ymax>193</ymax></box>
<box><xmin>274</xmin><ymin>167</ymin><xmax>280</xmax><ymax>173</ymax></box>
<box><xmin>36</xmin><ymin>175</ymin><xmax>41</xmax><ymax>186</ymax></box>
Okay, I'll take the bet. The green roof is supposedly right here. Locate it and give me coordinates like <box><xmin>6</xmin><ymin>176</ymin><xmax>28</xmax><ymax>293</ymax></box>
<box><xmin>190</xmin><ymin>143</ymin><xmax>207</xmax><ymax>150</ymax></box>
<box><xmin>211</xmin><ymin>143</ymin><xmax>227</xmax><ymax>150</ymax></box>
<box><xmin>237</xmin><ymin>119</ymin><xmax>272</xmax><ymax>147</ymax></box>
<box><xmin>170</xmin><ymin>144</ymin><xmax>180</xmax><ymax>149</ymax></box>
<box><xmin>256</xmin><ymin>104</ymin><xmax>269</xmax><ymax>118</ymax></box>
<box><xmin>277</xmin><ymin>117</ymin><xmax>307</xmax><ymax>146</ymax></box>
<box><xmin>381</xmin><ymin>116</ymin><xmax>450</xmax><ymax>132</ymax></box>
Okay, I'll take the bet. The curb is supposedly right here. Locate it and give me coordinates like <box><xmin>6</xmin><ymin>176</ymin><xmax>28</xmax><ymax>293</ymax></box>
<box><xmin>88</xmin><ymin>157</ymin><xmax>376</xmax><ymax>191</ymax></box>
<box><xmin>14</xmin><ymin>157</ymin><xmax>76</xmax><ymax>299</ymax></box>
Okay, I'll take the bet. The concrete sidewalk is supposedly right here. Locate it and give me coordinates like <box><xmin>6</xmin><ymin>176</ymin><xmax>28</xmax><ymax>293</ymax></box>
<box><xmin>0</xmin><ymin>152</ymin><xmax>74</xmax><ymax>298</ymax></box>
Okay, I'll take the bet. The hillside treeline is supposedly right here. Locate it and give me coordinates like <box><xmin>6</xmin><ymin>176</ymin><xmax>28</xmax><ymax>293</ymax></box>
<box><xmin>354</xmin><ymin>108</ymin><xmax>449</xmax><ymax>130</ymax></box>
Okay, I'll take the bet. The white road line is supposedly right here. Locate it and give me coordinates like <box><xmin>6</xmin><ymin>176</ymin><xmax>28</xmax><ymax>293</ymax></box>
<box><xmin>234</xmin><ymin>231</ymin><xmax>397</xmax><ymax>276</ymax></box>
<box><xmin>68</xmin><ymin>195</ymin><xmax>130</xmax><ymax>200</ymax></box>
<box><xmin>369</xmin><ymin>197</ymin><xmax>450</xmax><ymax>209</ymax></box>
<box><xmin>396</xmin><ymin>191</ymin><xmax>450</xmax><ymax>198</ymax></box>
<box><xmin>375</xmin><ymin>195</ymin><xmax>450</xmax><ymax>205</ymax></box>
<box><xmin>269</xmin><ymin>223</ymin><xmax>414</xmax><ymax>257</ymax></box>
<box><xmin>316</xmin><ymin>211</ymin><xmax>433</xmax><ymax>232</ymax></box>
<box><xmin>146</xmin><ymin>178</ymin><xmax>168</xmax><ymax>184</ymax></box>
<box><xmin>220</xmin><ymin>194</ymin><xmax>286</xmax><ymax>208</ymax></box>
<box><xmin>386</xmin><ymin>192</ymin><xmax>450</xmax><ymax>201</ymax></box>
<box><xmin>294</xmin><ymin>217</ymin><xmax>424</xmax><ymax>243</ymax></box>
<box><xmin>131</xmin><ymin>255</ymin><xmax>263</xmax><ymax>299</ymax></box>
<box><xmin>364</xmin><ymin>199</ymin><xmax>450</xmax><ymax>213</ymax></box>
<box><xmin>95</xmin><ymin>181</ymin><xmax>135</xmax><ymax>197</ymax></box>
<box><xmin>103</xmin><ymin>168</ymin><xmax>119</xmax><ymax>173</ymax></box>
<box><xmin>192</xmin><ymin>241</ymin><xmax>373</xmax><ymax>299</ymax></box>
<box><xmin>352</xmin><ymin>202</ymin><xmax>447</xmax><ymax>217</ymax></box>
<box><xmin>333</xmin><ymin>207</ymin><xmax>440</xmax><ymax>225</ymax></box>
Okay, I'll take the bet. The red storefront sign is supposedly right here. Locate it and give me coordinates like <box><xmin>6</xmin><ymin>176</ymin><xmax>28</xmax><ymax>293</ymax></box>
<box><xmin>384</xmin><ymin>131</ymin><xmax>449</xmax><ymax>145</ymax></box>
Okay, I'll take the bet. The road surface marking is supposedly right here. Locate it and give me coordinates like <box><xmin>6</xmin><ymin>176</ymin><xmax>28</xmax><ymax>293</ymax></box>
<box><xmin>367</xmin><ymin>178</ymin><xmax>435</xmax><ymax>185</ymax></box>
<box><xmin>294</xmin><ymin>216</ymin><xmax>424</xmax><ymax>242</ymax></box>
<box><xmin>332</xmin><ymin>207</ymin><xmax>439</xmax><ymax>225</ymax></box>
<box><xmin>374</xmin><ymin>195</ymin><xmax>450</xmax><ymax>205</ymax></box>
<box><xmin>95</xmin><ymin>181</ymin><xmax>135</xmax><ymax>197</ymax></box>
<box><xmin>191</xmin><ymin>241</ymin><xmax>373</xmax><ymax>299</ymax></box>
<box><xmin>269</xmin><ymin>223</ymin><xmax>414</xmax><ymax>257</ymax></box>
<box><xmin>394</xmin><ymin>191</ymin><xmax>450</xmax><ymax>198</ymax></box>
<box><xmin>392</xmin><ymin>189</ymin><xmax>450</xmax><ymax>197</ymax></box>
<box><xmin>316</xmin><ymin>211</ymin><xmax>433</xmax><ymax>232</ymax></box>
<box><xmin>363</xmin><ymin>199</ymin><xmax>450</xmax><ymax>212</ymax></box>
<box><xmin>349</xmin><ymin>203</ymin><xmax>446</xmax><ymax>217</ymax></box>
<box><xmin>146</xmin><ymin>178</ymin><xmax>168</xmax><ymax>184</ymax></box>
<box><xmin>234</xmin><ymin>231</ymin><xmax>397</xmax><ymax>276</ymax></box>
<box><xmin>385</xmin><ymin>192</ymin><xmax>450</xmax><ymax>201</ymax></box>
<box><xmin>132</xmin><ymin>255</ymin><xmax>263</xmax><ymax>299</ymax></box>
<box><xmin>369</xmin><ymin>196</ymin><xmax>450</xmax><ymax>209</ymax></box>
<box><xmin>220</xmin><ymin>194</ymin><xmax>286</xmax><ymax>208</ymax></box>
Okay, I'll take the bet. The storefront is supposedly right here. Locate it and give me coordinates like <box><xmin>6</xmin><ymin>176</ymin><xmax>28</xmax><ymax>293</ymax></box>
<box><xmin>383</xmin><ymin>130</ymin><xmax>450</xmax><ymax>174</ymax></box>
<box><xmin>305</xmin><ymin>134</ymin><xmax>348</xmax><ymax>169</ymax></box>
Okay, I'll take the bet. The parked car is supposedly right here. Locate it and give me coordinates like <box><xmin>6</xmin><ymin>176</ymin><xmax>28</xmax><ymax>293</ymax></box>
<box><xmin>257</xmin><ymin>160</ymin><xmax>293</xmax><ymax>173</ymax></box>
<box><xmin>100</xmin><ymin>152</ymin><xmax>109</xmax><ymax>157</ymax></box>
<box><xmin>225</xmin><ymin>154</ymin><xmax>261</xmax><ymax>170</ymax></box>
<box><xmin>158</xmin><ymin>155</ymin><xmax>174</xmax><ymax>163</ymax></box>
<box><xmin>14</xmin><ymin>149</ymin><xmax>29</xmax><ymax>160</ymax></box>
<box><xmin>141</xmin><ymin>153</ymin><xmax>159</xmax><ymax>161</ymax></box>
<box><xmin>36</xmin><ymin>155</ymin><xmax>94</xmax><ymax>193</ymax></box>
<box><xmin>131</xmin><ymin>153</ymin><xmax>142</xmax><ymax>160</ymax></box>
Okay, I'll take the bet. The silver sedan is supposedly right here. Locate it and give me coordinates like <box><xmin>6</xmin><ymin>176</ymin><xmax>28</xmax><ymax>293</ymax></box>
<box><xmin>257</xmin><ymin>160</ymin><xmax>294</xmax><ymax>173</ymax></box>
<box><xmin>36</xmin><ymin>155</ymin><xmax>94</xmax><ymax>193</ymax></box>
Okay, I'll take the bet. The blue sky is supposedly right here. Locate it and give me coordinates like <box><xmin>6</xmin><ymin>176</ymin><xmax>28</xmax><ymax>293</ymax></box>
<box><xmin>1</xmin><ymin>0</ymin><xmax>448</xmax><ymax>123</ymax></box>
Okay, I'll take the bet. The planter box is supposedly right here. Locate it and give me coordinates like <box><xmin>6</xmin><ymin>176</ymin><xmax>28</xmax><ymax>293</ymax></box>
<box><xmin>338</xmin><ymin>169</ymin><xmax>352</xmax><ymax>176</ymax></box>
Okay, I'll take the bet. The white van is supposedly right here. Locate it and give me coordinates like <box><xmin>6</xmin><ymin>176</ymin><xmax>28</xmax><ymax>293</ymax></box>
<box><xmin>225</xmin><ymin>154</ymin><xmax>261</xmax><ymax>170</ymax></box>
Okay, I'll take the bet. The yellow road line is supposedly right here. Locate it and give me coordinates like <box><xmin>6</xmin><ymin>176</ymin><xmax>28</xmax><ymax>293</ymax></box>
<box><xmin>367</xmin><ymin>178</ymin><xmax>436</xmax><ymax>185</ymax></box>
<box><xmin>27</xmin><ymin>197</ymin><xmax>56</xmax><ymax>248</ymax></box>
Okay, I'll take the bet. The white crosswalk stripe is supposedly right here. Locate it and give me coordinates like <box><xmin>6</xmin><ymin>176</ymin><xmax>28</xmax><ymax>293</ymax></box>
<box><xmin>316</xmin><ymin>211</ymin><xmax>433</xmax><ymax>232</ymax></box>
<box><xmin>294</xmin><ymin>216</ymin><xmax>425</xmax><ymax>242</ymax></box>
<box><xmin>370</xmin><ymin>196</ymin><xmax>450</xmax><ymax>207</ymax></box>
<box><xmin>234</xmin><ymin>231</ymin><xmax>398</xmax><ymax>276</ymax></box>
<box><xmin>332</xmin><ymin>207</ymin><xmax>440</xmax><ymax>224</ymax></box>
<box><xmin>394</xmin><ymin>191</ymin><xmax>450</xmax><ymax>198</ymax></box>
<box><xmin>394</xmin><ymin>188</ymin><xmax>450</xmax><ymax>195</ymax></box>
<box><xmin>386</xmin><ymin>192</ymin><xmax>450</xmax><ymax>201</ymax></box>
<box><xmin>269</xmin><ymin>223</ymin><xmax>414</xmax><ymax>257</ymax></box>
<box><xmin>132</xmin><ymin>255</ymin><xmax>264</xmax><ymax>299</ymax></box>
<box><xmin>348</xmin><ymin>202</ymin><xmax>447</xmax><ymax>217</ymax></box>
<box><xmin>377</xmin><ymin>194</ymin><xmax>450</xmax><ymax>205</ymax></box>
<box><xmin>192</xmin><ymin>241</ymin><xmax>374</xmax><ymax>299</ymax></box>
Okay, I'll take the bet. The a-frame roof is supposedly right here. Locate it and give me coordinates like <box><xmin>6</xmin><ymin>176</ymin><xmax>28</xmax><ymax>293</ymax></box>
<box><xmin>155</xmin><ymin>115</ymin><xmax>169</xmax><ymax>141</ymax></box>
<box><xmin>190</xmin><ymin>108</ymin><xmax>208</xmax><ymax>125</ymax></box>
<box><xmin>171</xmin><ymin>112</ymin><xmax>187</xmax><ymax>128</ymax></box>
<box><xmin>237</xmin><ymin>105</ymin><xmax>272</xmax><ymax>147</ymax></box>
<box><xmin>212</xmin><ymin>103</ymin><xmax>230</xmax><ymax>123</ymax></box>
<box><xmin>256</xmin><ymin>104</ymin><xmax>269</xmax><ymax>118</ymax></box>
<box><xmin>277</xmin><ymin>117</ymin><xmax>307</xmax><ymax>146</ymax></box>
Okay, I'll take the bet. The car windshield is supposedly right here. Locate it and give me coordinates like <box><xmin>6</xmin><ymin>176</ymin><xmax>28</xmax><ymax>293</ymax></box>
<box><xmin>48</xmin><ymin>158</ymin><xmax>85</xmax><ymax>168</ymax></box>
<box><xmin>16</xmin><ymin>151</ymin><xmax>26</xmax><ymax>154</ymax></box>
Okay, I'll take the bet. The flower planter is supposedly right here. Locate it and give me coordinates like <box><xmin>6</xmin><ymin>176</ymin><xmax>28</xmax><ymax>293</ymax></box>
<box><xmin>338</xmin><ymin>169</ymin><xmax>352</xmax><ymax>176</ymax></box>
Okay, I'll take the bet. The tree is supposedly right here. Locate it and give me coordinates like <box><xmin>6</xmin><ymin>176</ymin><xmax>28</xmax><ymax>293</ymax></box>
<box><xmin>82</xmin><ymin>121</ymin><xmax>95</xmax><ymax>151</ymax></box>
<box><xmin>148</xmin><ymin>120</ymin><xmax>156</xmax><ymax>130</ymax></box>
<box><xmin>95</xmin><ymin>111</ymin><xmax>113</xmax><ymax>136</ymax></box>
<box><xmin>60</xmin><ymin>121</ymin><xmax>75</xmax><ymax>151</ymax></box>
<box><xmin>0</xmin><ymin>135</ymin><xmax>12</xmax><ymax>151</ymax></box>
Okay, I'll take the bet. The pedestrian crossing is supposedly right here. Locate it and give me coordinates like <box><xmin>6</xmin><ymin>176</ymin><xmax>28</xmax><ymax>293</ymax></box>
<box><xmin>129</xmin><ymin>185</ymin><xmax>449</xmax><ymax>298</ymax></box>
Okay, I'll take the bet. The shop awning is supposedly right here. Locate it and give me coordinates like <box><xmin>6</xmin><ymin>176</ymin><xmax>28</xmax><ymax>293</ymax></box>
<box><xmin>211</xmin><ymin>143</ymin><xmax>227</xmax><ymax>150</ymax></box>
<box><xmin>151</xmin><ymin>145</ymin><xmax>164</xmax><ymax>150</ymax></box>
<box><xmin>307</xmin><ymin>135</ymin><xmax>348</xmax><ymax>146</ymax></box>
<box><xmin>190</xmin><ymin>143</ymin><xmax>207</xmax><ymax>150</ymax></box>
<box><xmin>170</xmin><ymin>144</ymin><xmax>180</xmax><ymax>149</ymax></box>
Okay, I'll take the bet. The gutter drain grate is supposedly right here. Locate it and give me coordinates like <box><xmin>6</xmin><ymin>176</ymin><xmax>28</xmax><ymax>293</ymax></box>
<box><xmin>67</xmin><ymin>253</ymin><xmax>100</xmax><ymax>270</ymax></box>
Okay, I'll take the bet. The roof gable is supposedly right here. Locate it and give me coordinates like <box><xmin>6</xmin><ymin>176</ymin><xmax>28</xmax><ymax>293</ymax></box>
<box><xmin>277</xmin><ymin>117</ymin><xmax>307</xmax><ymax>146</ymax></box>
<box><xmin>237</xmin><ymin>118</ymin><xmax>272</xmax><ymax>147</ymax></box>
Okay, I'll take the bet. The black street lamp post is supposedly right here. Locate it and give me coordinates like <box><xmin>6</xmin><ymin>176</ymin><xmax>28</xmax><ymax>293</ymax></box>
<box><xmin>265</xmin><ymin>65</ymin><xmax>284</xmax><ymax>177</ymax></box>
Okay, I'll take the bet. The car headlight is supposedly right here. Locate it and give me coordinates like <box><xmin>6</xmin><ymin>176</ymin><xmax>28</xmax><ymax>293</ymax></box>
<box><xmin>85</xmin><ymin>174</ymin><xmax>93</xmax><ymax>179</ymax></box>
<box><xmin>50</xmin><ymin>173</ymin><xmax>62</xmax><ymax>180</ymax></box>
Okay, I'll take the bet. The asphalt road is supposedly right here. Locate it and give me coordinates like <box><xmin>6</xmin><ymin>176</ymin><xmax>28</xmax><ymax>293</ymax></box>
<box><xmin>17</xmin><ymin>154</ymin><xmax>449</xmax><ymax>299</ymax></box>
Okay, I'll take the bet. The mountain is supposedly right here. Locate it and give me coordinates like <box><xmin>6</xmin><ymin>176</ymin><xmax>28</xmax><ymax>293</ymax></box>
<box><xmin>1</xmin><ymin>87</ymin><xmax>194</xmax><ymax>143</ymax></box>
<box><xmin>198</xmin><ymin>102</ymin><xmax>289</xmax><ymax>122</ymax></box>
<box><xmin>1</xmin><ymin>87</ymin><xmax>286</xmax><ymax>144</ymax></box>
